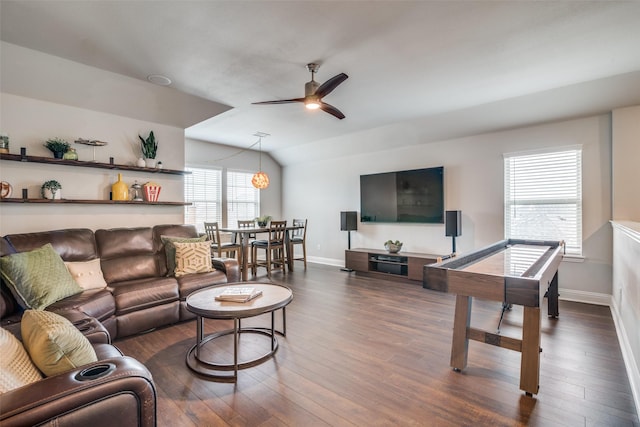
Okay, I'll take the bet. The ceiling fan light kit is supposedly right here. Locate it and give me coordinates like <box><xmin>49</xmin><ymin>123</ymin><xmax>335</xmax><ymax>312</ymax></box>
<box><xmin>253</xmin><ymin>63</ymin><xmax>348</xmax><ymax>119</ymax></box>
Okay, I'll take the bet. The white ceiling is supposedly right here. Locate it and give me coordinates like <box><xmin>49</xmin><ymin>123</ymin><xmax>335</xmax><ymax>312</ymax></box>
<box><xmin>2</xmin><ymin>1</ymin><xmax>640</xmax><ymax>166</ymax></box>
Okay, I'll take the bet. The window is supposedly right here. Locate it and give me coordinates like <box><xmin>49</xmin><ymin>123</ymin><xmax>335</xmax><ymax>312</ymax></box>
<box><xmin>184</xmin><ymin>167</ymin><xmax>222</xmax><ymax>233</ymax></box>
<box><xmin>227</xmin><ymin>170</ymin><xmax>260</xmax><ymax>227</ymax></box>
<box><xmin>504</xmin><ymin>147</ymin><xmax>582</xmax><ymax>255</ymax></box>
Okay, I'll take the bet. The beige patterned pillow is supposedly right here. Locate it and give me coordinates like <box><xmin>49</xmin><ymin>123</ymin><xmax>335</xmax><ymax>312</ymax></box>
<box><xmin>173</xmin><ymin>241</ymin><xmax>212</xmax><ymax>277</ymax></box>
<box><xmin>0</xmin><ymin>327</ymin><xmax>43</xmax><ymax>393</ymax></box>
<box><xmin>64</xmin><ymin>259</ymin><xmax>108</xmax><ymax>290</ymax></box>
<box><xmin>21</xmin><ymin>310</ymin><xmax>97</xmax><ymax>377</ymax></box>
<box><xmin>161</xmin><ymin>235</ymin><xmax>207</xmax><ymax>276</ymax></box>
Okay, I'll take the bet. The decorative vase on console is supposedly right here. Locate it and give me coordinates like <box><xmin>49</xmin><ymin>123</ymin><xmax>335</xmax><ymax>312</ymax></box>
<box><xmin>384</xmin><ymin>240</ymin><xmax>403</xmax><ymax>253</ymax></box>
<box><xmin>136</xmin><ymin>158</ymin><xmax>146</xmax><ymax>168</ymax></box>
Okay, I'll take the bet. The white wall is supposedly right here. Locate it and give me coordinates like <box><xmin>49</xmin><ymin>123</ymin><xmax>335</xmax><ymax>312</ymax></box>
<box><xmin>612</xmin><ymin>105</ymin><xmax>640</xmax><ymax>221</ymax></box>
<box><xmin>185</xmin><ymin>138</ymin><xmax>282</xmax><ymax>220</ymax></box>
<box><xmin>283</xmin><ymin>114</ymin><xmax>613</xmax><ymax>296</ymax></box>
<box><xmin>611</xmin><ymin>105</ymin><xmax>640</xmax><ymax>411</ymax></box>
<box><xmin>0</xmin><ymin>93</ymin><xmax>186</xmax><ymax>234</ymax></box>
<box><xmin>0</xmin><ymin>42</ymin><xmax>232</xmax><ymax>235</ymax></box>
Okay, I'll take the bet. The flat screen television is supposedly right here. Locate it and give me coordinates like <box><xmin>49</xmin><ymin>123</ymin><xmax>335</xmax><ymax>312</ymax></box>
<box><xmin>360</xmin><ymin>166</ymin><xmax>444</xmax><ymax>223</ymax></box>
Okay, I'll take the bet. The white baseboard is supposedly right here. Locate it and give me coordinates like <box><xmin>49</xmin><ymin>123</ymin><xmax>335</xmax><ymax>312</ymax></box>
<box><xmin>610</xmin><ymin>299</ymin><xmax>640</xmax><ymax>416</ymax></box>
<box><xmin>558</xmin><ymin>287</ymin><xmax>612</xmax><ymax>306</ymax></box>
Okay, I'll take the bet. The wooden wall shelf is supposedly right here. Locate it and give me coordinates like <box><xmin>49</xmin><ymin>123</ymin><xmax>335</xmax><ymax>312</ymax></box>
<box><xmin>0</xmin><ymin>198</ymin><xmax>190</xmax><ymax>206</ymax></box>
<box><xmin>0</xmin><ymin>153</ymin><xmax>190</xmax><ymax>175</ymax></box>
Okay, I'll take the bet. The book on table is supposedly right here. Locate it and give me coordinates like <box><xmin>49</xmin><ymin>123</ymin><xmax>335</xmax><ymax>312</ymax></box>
<box><xmin>215</xmin><ymin>287</ymin><xmax>263</xmax><ymax>303</ymax></box>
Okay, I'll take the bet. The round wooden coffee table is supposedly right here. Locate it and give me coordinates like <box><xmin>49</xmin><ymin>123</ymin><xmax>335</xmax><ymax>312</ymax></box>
<box><xmin>185</xmin><ymin>282</ymin><xmax>292</xmax><ymax>382</ymax></box>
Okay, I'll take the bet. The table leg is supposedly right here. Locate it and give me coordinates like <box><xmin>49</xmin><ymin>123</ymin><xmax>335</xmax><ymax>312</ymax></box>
<box><xmin>233</xmin><ymin>318</ymin><xmax>239</xmax><ymax>379</ymax></box>
<box><xmin>271</xmin><ymin>311</ymin><xmax>275</xmax><ymax>351</ymax></box>
<box><xmin>451</xmin><ymin>295</ymin><xmax>472</xmax><ymax>371</ymax></box>
<box><xmin>520</xmin><ymin>306</ymin><xmax>541</xmax><ymax>395</ymax></box>
<box><xmin>240</xmin><ymin>232</ymin><xmax>249</xmax><ymax>281</ymax></box>
<box><xmin>284</xmin><ymin>230</ymin><xmax>294</xmax><ymax>272</ymax></box>
<box><xmin>547</xmin><ymin>272</ymin><xmax>559</xmax><ymax>318</ymax></box>
<box><xmin>196</xmin><ymin>315</ymin><xmax>203</xmax><ymax>358</ymax></box>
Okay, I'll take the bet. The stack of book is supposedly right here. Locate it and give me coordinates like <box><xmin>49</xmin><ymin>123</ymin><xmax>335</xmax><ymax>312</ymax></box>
<box><xmin>215</xmin><ymin>287</ymin><xmax>263</xmax><ymax>303</ymax></box>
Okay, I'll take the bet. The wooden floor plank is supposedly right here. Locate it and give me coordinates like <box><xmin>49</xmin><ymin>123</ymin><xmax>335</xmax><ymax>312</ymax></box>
<box><xmin>115</xmin><ymin>263</ymin><xmax>639</xmax><ymax>426</ymax></box>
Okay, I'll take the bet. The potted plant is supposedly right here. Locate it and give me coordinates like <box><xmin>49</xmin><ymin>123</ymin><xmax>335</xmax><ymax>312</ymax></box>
<box><xmin>44</xmin><ymin>138</ymin><xmax>70</xmax><ymax>159</ymax></box>
<box><xmin>384</xmin><ymin>239</ymin><xmax>403</xmax><ymax>253</ymax></box>
<box><xmin>41</xmin><ymin>180</ymin><xmax>62</xmax><ymax>200</ymax></box>
<box><xmin>139</xmin><ymin>131</ymin><xmax>158</xmax><ymax>167</ymax></box>
<box><xmin>255</xmin><ymin>215</ymin><xmax>272</xmax><ymax>227</ymax></box>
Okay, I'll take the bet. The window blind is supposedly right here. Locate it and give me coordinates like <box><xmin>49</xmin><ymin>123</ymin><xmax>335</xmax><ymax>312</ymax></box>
<box><xmin>227</xmin><ymin>170</ymin><xmax>260</xmax><ymax>227</ymax></box>
<box><xmin>183</xmin><ymin>167</ymin><xmax>222</xmax><ymax>233</ymax></box>
<box><xmin>504</xmin><ymin>148</ymin><xmax>582</xmax><ymax>255</ymax></box>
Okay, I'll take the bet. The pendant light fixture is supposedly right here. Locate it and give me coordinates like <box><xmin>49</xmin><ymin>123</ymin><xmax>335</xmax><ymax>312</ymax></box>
<box><xmin>251</xmin><ymin>132</ymin><xmax>270</xmax><ymax>189</ymax></box>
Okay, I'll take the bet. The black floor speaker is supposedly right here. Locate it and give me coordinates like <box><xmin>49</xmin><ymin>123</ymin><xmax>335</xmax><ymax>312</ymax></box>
<box><xmin>445</xmin><ymin>210</ymin><xmax>462</xmax><ymax>237</ymax></box>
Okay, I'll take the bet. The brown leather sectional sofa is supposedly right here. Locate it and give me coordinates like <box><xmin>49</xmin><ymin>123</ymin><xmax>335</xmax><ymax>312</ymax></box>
<box><xmin>0</xmin><ymin>224</ymin><xmax>240</xmax><ymax>426</ymax></box>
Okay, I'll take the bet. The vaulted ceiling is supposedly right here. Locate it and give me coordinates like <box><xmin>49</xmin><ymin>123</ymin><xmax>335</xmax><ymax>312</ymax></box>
<box><xmin>2</xmin><ymin>1</ymin><xmax>640</xmax><ymax>166</ymax></box>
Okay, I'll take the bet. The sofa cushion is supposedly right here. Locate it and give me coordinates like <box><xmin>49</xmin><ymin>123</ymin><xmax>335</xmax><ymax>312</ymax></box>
<box><xmin>111</xmin><ymin>277</ymin><xmax>179</xmax><ymax>316</ymax></box>
<box><xmin>95</xmin><ymin>227</ymin><xmax>158</xmax><ymax>283</ymax></box>
<box><xmin>2</xmin><ymin>228</ymin><xmax>97</xmax><ymax>262</ymax></box>
<box><xmin>161</xmin><ymin>235</ymin><xmax>207</xmax><ymax>276</ymax></box>
<box><xmin>46</xmin><ymin>288</ymin><xmax>116</xmax><ymax>322</ymax></box>
<box><xmin>173</xmin><ymin>241</ymin><xmax>213</xmax><ymax>277</ymax></box>
<box><xmin>176</xmin><ymin>270</ymin><xmax>229</xmax><ymax>299</ymax></box>
<box><xmin>0</xmin><ymin>327</ymin><xmax>43</xmax><ymax>393</ymax></box>
<box><xmin>64</xmin><ymin>259</ymin><xmax>108</xmax><ymax>290</ymax></box>
<box><xmin>0</xmin><ymin>244</ymin><xmax>83</xmax><ymax>310</ymax></box>
<box><xmin>21</xmin><ymin>310</ymin><xmax>98</xmax><ymax>377</ymax></box>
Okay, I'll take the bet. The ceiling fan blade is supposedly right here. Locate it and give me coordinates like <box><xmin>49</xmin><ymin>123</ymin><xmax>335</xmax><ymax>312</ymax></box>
<box><xmin>252</xmin><ymin>98</ymin><xmax>305</xmax><ymax>105</ymax></box>
<box><xmin>315</xmin><ymin>73</ymin><xmax>348</xmax><ymax>98</ymax></box>
<box><xmin>319</xmin><ymin>102</ymin><xmax>346</xmax><ymax>120</ymax></box>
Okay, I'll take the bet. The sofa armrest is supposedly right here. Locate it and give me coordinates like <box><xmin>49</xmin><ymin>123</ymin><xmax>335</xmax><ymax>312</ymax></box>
<box><xmin>212</xmin><ymin>257</ymin><xmax>240</xmax><ymax>282</ymax></box>
<box><xmin>54</xmin><ymin>309</ymin><xmax>111</xmax><ymax>344</ymax></box>
<box><xmin>0</xmin><ymin>356</ymin><xmax>156</xmax><ymax>427</ymax></box>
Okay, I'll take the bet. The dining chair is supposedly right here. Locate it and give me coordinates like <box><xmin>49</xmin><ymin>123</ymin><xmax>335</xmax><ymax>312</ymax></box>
<box><xmin>252</xmin><ymin>220</ymin><xmax>287</xmax><ymax>278</ymax></box>
<box><xmin>289</xmin><ymin>218</ymin><xmax>308</xmax><ymax>269</ymax></box>
<box><xmin>203</xmin><ymin>222</ymin><xmax>242</xmax><ymax>264</ymax></box>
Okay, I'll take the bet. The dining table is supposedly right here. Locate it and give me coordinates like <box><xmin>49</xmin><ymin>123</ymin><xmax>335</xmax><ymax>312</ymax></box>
<box><xmin>220</xmin><ymin>224</ymin><xmax>303</xmax><ymax>281</ymax></box>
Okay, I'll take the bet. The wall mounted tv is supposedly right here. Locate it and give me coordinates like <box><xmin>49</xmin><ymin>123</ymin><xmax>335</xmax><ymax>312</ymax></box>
<box><xmin>360</xmin><ymin>166</ymin><xmax>444</xmax><ymax>224</ymax></box>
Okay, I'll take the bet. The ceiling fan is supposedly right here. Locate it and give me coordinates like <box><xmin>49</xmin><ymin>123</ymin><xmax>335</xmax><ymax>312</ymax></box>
<box><xmin>252</xmin><ymin>63</ymin><xmax>348</xmax><ymax>119</ymax></box>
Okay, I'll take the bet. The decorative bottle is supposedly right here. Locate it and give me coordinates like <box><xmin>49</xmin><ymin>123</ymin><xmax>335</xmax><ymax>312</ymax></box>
<box><xmin>62</xmin><ymin>148</ymin><xmax>78</xmax><ymax>160</ymax></box>
<box><xmin>111</xmin><ymin>173</ymin><xmax>129</xmax><ymax>201</ymax></box>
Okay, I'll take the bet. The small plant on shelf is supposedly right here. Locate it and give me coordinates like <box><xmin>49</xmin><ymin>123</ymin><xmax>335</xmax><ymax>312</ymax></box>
<box><xmin>41</xmin><ymin>180</ymin><xmax>62</xmax><ymax>200</ymax></box>
<box><xmin>44</xmin><ymin>138</ymin><xmax>70</xmax><ymax>159</ymax></box>
<box><xmin>384</xmin><ymin>240</ymin><xmax>403</xmax><ymax>253</ymax></box>
<box><xmin>139</xmin><ymin>131</ymin><xmax>157</xmax><ymax>159</ymax></box>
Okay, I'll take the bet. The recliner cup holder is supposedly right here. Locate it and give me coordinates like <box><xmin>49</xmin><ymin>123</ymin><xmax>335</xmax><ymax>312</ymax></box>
<box><xmin>75</xmin><ymin>363</ymin><xmax>116</xmax><ymax>381</ymax></box>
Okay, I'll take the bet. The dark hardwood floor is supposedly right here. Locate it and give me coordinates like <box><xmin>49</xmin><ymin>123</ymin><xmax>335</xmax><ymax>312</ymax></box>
<box><xmin>115</xmin><ymin>263</ymin><xmax>639</xmax><ymax>426</ymax></box>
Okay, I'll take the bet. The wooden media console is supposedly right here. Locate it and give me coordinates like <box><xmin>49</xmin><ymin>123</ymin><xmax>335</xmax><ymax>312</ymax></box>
<box><xmin>345</xmin><ymin>248</ymin><xmax>440</xmax><ymax>283</ymax></box>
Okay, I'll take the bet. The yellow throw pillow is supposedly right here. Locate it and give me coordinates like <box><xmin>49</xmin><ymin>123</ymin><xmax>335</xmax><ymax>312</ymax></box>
<box><xmin>21</xmin><ymin>310</ymin><xmax>97</xmax><ymax>377</ymax></box>
<box><xmin>173</xmin><ymin>241</ymin><xmax>212</xmax><ymax>277</ymax></box>
<box><xmin>0</xmin><ymin>327</ymin><xmax>43</xmax><ymax>393</ymax></box>
<box><xmin>64</xmin><ymin>259</ymin><xmax>108</xmax><ymax>290</ymax></box>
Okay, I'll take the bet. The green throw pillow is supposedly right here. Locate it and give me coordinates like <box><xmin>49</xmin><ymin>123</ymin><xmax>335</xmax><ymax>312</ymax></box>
<box><xmin>161</xmin><ymin>235</ymin><xmax>207</xmax><ymax>276</ymax></box>
<box><xmin>0</xmin><ymin>243</ymin><xmax>82</xmax><ymax>310</ymax></box>
<box><xmin>21</xmin><ymin>310</ymin><xmax>97</xmax><ymax>377</ymax></box>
